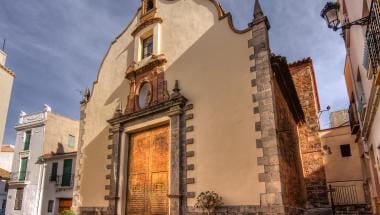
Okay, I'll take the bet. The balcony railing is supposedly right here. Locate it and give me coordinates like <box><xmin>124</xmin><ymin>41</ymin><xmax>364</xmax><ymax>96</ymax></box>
<box><xmin>49</xmin><ymin>174</ymin><xmax>75</xmax><ymax>187</ymax></box>
<box><xmin>329</xmin><ymin>183</ymin><xmax>367</xmax><ymax>206</ymax></box>
<box><xmin>9</xmin><ymin>171</ymin><xmax>30</xmax><ymax>183</ymax></box>
<box><xmin>348</xmin><ymin>103</ymin><xmax>360</xmax><ymax>134</ymax></box>
<box><xmin>366</xmin><ymin>0</ymin><xmax>380</xmax><ymax>73</ymax></box>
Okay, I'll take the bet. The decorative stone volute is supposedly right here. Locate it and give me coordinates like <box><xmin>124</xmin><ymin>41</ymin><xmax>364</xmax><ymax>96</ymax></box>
<box><xmin>124</xmin><ymin>54</ymin><xmax>169</xmax><ymax>114</ymax></box>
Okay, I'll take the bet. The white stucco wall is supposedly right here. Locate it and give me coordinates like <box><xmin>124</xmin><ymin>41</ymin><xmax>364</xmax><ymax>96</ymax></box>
<box><xmin>0</xmin><ymin>179</ymin><xmax>8</xmax><ymax>214</ymax></box>
<box><xmin>0</xmin><ymin>151</ymin><xmax>14</xmax><ymax>172</ymax></box>
<box><xmin>40</xmin><ymin>156</ymin><xmax>76</xmax><ymax>215</ymax></box>
<box><xmin>6</xmin><ymin>125</ymin><xmax>45</xmax><ymax>215</ymax></box>
<box><xmin>370</xmin><ymin>106</ymin><xmax>380</xmax><ymax>180</ymax></box>
<box><xmin>339</xmin><ymin>0</ymin><xmax>372</xmax><ymax>105</ymax></box>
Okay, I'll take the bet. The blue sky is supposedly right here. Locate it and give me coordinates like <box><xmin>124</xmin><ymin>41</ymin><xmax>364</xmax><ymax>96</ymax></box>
<box><xmin>0</xmin><ymin>0</ymin><xmax>347</xmax><ymax>145</ymax></box>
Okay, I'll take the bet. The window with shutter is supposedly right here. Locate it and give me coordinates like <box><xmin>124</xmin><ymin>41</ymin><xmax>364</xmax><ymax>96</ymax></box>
<box><xmin>68</xmin><ymin>135</ymin><xmax>75</xmax><ymax>148</ymax></box>
<box><xmin>19</xmin><ymin>158</ymin><xmax>28</xmax><ymax>181</ymax></box>
<box><xmin>47</xmin><ymin>200</ymin><xmax>54</xmax><ymax>212</ymax></box>
<box><xmin>50</xmin><ymin>162</ymin><xmax>58</xmax><ymax>182</ymax></box>
<box><xmin>61</xmin><ymin>159</ymin><xmax>72</xmax><ymax>186</ymax></box>
<box><xmin>23</xmin><ymin>131</ymin><xmax>31</xmax><ymax>151</ymax></box>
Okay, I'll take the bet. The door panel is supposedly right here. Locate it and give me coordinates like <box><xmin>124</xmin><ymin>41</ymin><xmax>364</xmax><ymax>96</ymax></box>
<box><xmin>127</xmin><ymin>126</ymin><xmax>169</xmax><ymax>215</ymax></box>
<box><xmin>58</xmin><ymin>198</ymin><xmax>72</xmax><ymax>212</ymax></box>
<box><xmin>62</xmin><ymin>159</ymin><xmax>73</xmax><ymax>186</ymax></box>
<box><xmin>19</xmin><ymin>158</ymin><xmax>28</xmax><ymax>181</ymax></box>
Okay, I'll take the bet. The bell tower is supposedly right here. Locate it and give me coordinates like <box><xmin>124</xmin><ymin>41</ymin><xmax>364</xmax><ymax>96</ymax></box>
<box><xmin>140</xmin><ymin>0</ymin><xmax>157</xmax><ymax>21</ymax></box>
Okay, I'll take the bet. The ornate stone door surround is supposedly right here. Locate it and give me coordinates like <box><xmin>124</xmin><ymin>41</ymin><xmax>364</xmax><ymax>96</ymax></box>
<box><xmin>107</xmin><ymin>82</ymin><xmax>188</xmax><ymax>215</ymax></box>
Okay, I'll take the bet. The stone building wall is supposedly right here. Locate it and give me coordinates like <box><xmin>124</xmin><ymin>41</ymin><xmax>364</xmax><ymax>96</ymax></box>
<box><xmin>273</xmin><ymin>79</ymin><xmax>306</xmax><ymax>211</ymax></box>
<box><xmin>329</xmin><ymin>110</ymin><xmax>349</xmax><ymax>128</ymax></box>
<box><xmin>289</xmin><ymin>59</ymin><xmax>329</xmax><ymax>208</ymax></box>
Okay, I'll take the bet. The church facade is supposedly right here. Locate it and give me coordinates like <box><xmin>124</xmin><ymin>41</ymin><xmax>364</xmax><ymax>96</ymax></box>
<box><xmin>73</xmin><ymin>0</ymin><xmax>330</xmax><ymax>214</ymax></box>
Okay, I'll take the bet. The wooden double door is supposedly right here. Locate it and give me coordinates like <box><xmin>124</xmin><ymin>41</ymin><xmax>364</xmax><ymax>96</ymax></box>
<box><xmin>127</xmin><ymin>126</ymin><xmax>169</xmax><ymax>215</ymax></box>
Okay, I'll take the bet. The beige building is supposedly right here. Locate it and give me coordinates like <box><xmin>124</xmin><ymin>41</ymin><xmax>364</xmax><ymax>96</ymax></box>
<box><xmin>320</xmin><ymin>125</ymin><xmax>369</xmax><ymax>211</ymax></box>
<box><xmin>329</xmin><ymin>110</ymin><xmax>349</xmax><ymax>128</ymax></box>
<box><xmin>0</xmin><ymin>49</ymin><xmax>15</xmax><ymax>146</ymax></box>
<box><xmin>323</xmin><ymin>0</ymin><xmax>380</xmax><ymax>213</ymax></box>
<box><xmin>74</xmin><ymin>0</ymin><xmax>333</xmax><ymax>214</ymax></box>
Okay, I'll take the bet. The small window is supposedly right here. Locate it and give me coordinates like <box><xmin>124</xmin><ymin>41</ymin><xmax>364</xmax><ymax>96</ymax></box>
<box><xmin>47</xmin><ymin>200</ymin><xmax>54</xmax><ymax>212</ymax></box>
<box><xmin>50</xmin><ymin>162</ymin><xmax>58</xmax><ymax>182</ymax></box>
<box><xmin>142</xmin><ymin>36</ymin><xmax>153</xmax><ymax>59</ymax></box>
<box><xmin>23</xmin><ymin>130</ymin><xmax>31</xmax><ymax>151</ymax></box>
<box><xmin>62</xmin><ymin>159</ymin><xmax>73</xmax><ymax>187</ymax></box>
<box><xmin>1</xmin><ymin>199</ymin><xmax>6</xmax><ymax>209</ymax></box>
<box><xmin>146</xmin><ymin>0</ymin><xmax>154</xmax><ymax>12</ymax></box>
<box><xmin>138</xmin><ymin>82</ymin><xmax>152</xmax><ymax>108</ymax></box>
<box><xmin>340</xmin><ymin>144</ymin><xmax>352</xmax><ymax>157</ymax></box>
<box><xmin>68</xmin><ymin>135</ymin><xmax>75</xmax><ymax>148</ymax></box>
<box><xmin>14</xmin><ymin>188</ymin><xmax>23</xmax><ymax>210</ymax></box>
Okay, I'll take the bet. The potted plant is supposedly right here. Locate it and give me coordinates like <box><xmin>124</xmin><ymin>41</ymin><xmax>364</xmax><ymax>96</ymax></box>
<box><xmin>195</xmin><ymin>191</ymin><xmax>223</xmax><ymax>215</ymax></box>
<box><xmin>58</xmin><ymin>210</ymin><xmax>75</xmax><ymax>215</ymax></box>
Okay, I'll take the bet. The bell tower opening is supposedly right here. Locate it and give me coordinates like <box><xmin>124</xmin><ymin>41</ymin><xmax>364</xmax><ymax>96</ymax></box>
<box><xmin>146</xmin><ymin>0</ymin><xmax>154</xmax><ymax>12</ymax></box>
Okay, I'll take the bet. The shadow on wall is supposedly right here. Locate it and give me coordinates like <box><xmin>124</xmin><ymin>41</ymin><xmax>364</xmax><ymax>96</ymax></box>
<box><xmin>79</xmin><ymin>126</ymin><xmax>110</xmax><ymax>207</ymax></box>
<box><xmin>55</xmin><ymin>143</ymin><xmax>65</xmax><ymax>154</ymax></box>
<box><xmin>304</xmin><ymin>165</ymin><xmax>330</xmax><ymax>207</ymax></box>
<box><xmin>105</xmin><ymin>78</ymin><xmax>130</xmax><ymax>107</ymax></box>
<box><xmin>104</xmin><ymin>42</ymin><xmax>134</xmax><ymax>107</ymax></box>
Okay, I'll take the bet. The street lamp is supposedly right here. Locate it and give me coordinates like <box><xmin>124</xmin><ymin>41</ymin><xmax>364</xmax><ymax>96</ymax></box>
<box><xmin>321</xmin><ymin>2</ymin><xmax>341</xmax><ymax>31</ymax></box>
<box><xmin>321</xmin><ymin>2</ymin><xmax>369</xmax><ymax>32</ymax></box>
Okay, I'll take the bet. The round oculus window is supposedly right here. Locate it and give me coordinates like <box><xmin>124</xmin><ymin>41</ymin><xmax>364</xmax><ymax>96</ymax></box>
<box><xmin>138</xmin><ymin>82</ymin><xmax>151</xmax><ymax>108</ymax></box>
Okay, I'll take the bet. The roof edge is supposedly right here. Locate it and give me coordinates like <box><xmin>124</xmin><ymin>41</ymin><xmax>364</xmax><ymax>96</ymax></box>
<box><xmin>0</xmin><ymin>64</ymin><xmax>15</xmax><ymax>77</ymax></box>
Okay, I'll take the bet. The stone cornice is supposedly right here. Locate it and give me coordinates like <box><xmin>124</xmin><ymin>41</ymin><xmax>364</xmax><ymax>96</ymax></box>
<box><xmin>132</xmin><ymin>17</ymin><xmax>163</xmax><ymax>37</ymax></box>
<box><xmin>14</xmin><ymin>120</ymin><xmax>46</xmax><ymax>131</ymax></box>
<box><xmin>108</xmin><ymin>95</ymin><xmax>187</xmax><ymax>126</ymax></box>
<box><xmin>125</xmin><ymin>54</ymin><xmax>167</xmax><ymax>79</ymax></box>
<box><xmin>38</xmin><ymin>152</ymin><xmax>77</xmax><ymax>163</ymax></box>
<box><xmin>0</xmin><ymin>64</ymin><xmax>15</xmax><ymax>77</ymax></box>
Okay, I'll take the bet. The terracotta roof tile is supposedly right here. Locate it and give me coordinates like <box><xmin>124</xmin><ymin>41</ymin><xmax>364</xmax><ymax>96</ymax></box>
<box><xmin>0</xmin><ymin>168</ymin><xmax>10</xmax><ymax>179</ymax></box>
<box><xmin>0</xmin><ymin>145</ymin><xmax>14</xmax><ymax>152</ymax></box>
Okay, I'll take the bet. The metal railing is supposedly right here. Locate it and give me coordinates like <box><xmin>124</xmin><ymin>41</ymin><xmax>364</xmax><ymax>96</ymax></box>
<box><xmin>49</xmin><ymin>174</ymin><xmax>75</xmax><ymax>187</ymax></box>
<box><xmin>330</xmin><ymin>185</ymin><xmax>360</xmax><ymax>206</ymax></box>
<box><xmin>348</xmin><ymin>103</ymin><xmax>360</xmax><ymax>134</ymax></box>
<box><xmin>366</xmin><ymin>0</ymin><xmax>380</xmax><ymax>73</ymax></box>
<box><xmin>329</xmin><ymin>183</ymin><xmax>369</xmax><ymax>215</ymax></box>
<box><xmin>9</xmin><ymin>171</ymin><xmax>30</xmax><ymax>182</ymax></box>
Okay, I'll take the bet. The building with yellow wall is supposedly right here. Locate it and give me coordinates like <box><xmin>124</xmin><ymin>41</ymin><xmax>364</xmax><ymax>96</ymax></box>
<box><xmin>320</xmin><ymin>123</ymin><xmax>369</xmax><ymax>212</ymax></box>
<box><xmin>0</xmin><ymin>49</ymin><xmax>15</xmax><ymax>146</ymax></box>
<box><xmin>325</xmin><ymin>0</ymin><xmax>380</xmax><ymax>212</ymax></box>
<box><xmin>73</xmin><ymin>1</ymin><xmax>333</xmax><ymax>214</ymax></box>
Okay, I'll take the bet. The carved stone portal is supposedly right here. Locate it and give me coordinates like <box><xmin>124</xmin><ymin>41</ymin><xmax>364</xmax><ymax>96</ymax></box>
<box><xmin>125</xmin><ymin>55</ymin><xmax>170</xmax><ymax>114</ymax></box>
<box><xmin>127</xmin><ymin>126</ymin><xmax>169</xmax><ymax>214</ymax></box>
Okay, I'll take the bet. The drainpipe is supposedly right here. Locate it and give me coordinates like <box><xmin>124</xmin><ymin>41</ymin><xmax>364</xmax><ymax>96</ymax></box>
<box><xmin>35</xmin><ymin>161</ymin><xmax>47</xmax><ymax>215</ymax></box>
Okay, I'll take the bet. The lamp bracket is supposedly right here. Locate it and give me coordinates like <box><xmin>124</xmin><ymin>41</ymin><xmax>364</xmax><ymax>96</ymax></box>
<box><xmin>336</xmin><ymin>16</ymin><xmax>369</xmax><ymax>31</ymax></box>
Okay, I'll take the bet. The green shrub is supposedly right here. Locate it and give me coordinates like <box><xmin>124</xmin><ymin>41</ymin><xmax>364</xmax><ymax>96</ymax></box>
<box><xmin>195</xmin><ymin>191</ymin><xmax>223</xmax><ymax>215</ymax></box>
<box><xmin>58</xmin><ymin>210</ymin><xmax>75</xmax><ymax>215</ymax></box>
